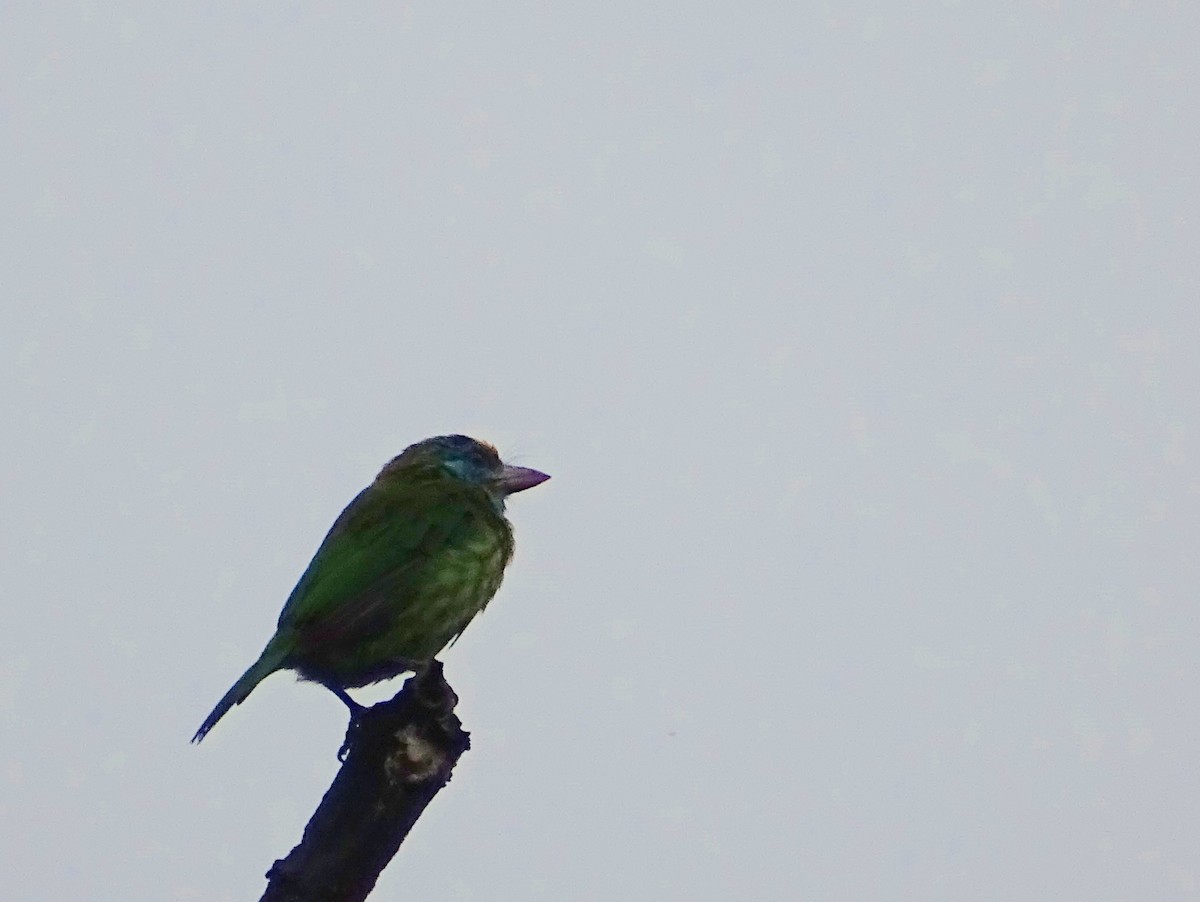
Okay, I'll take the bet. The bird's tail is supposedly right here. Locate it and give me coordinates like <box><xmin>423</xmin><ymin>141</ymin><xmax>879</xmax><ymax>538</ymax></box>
<box><xmin>192</xmin><ymin>642</ymin><xmax>289</xmax><ymax>743</ymax></box>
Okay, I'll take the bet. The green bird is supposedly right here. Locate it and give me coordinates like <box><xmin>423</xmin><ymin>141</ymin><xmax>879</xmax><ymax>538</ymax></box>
<box><xmin>193</xmin><ymin>435</ymin><xmax>549</xmax><ymax>742</ymax></box>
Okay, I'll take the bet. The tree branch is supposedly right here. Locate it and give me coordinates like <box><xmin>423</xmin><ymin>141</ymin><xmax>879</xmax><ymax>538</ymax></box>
<box><xmin>259</xmin><ymin>662</ymin><xmax>470</xmax><ymax>902</ymax></box>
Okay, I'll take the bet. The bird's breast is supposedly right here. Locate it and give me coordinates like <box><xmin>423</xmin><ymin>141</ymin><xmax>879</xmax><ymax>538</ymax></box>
<box><xmin>430</xmin><ymin>526</ymin><xmax>512</xmax><ymax>601</ymax></box>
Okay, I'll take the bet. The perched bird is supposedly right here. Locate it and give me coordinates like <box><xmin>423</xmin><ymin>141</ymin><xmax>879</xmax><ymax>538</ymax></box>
<box><xmin>193</xmin><ymin>435</ymin><xmax>549</xmax><ymax>742</ymax></box>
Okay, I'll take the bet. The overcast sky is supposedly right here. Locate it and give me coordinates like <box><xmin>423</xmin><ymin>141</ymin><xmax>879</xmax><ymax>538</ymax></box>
<box><xmin>3</xmin><ymin>4</ymin><xmax>1198</xmax><ymax>900</ymax></box>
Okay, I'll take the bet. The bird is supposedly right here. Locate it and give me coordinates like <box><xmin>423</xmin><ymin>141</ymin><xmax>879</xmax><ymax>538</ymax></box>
<box><xmin>192</xmin><ymin>434</ymin><xmax>549</xmax><ymax>742</ymax></box>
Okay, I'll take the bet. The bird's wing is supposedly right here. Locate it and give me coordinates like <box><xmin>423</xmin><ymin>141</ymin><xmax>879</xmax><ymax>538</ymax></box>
<box><xmin>276</xmin><ymin>481</ymin><xmax>482</xmax><ymax>641</ymax></box>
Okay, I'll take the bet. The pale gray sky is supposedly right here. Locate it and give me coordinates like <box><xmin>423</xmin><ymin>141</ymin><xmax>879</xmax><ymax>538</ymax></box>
<box><xmin>3</xmin><ymin>4</ymin><xmax>1197</xmax><ymax>900</ymax></box>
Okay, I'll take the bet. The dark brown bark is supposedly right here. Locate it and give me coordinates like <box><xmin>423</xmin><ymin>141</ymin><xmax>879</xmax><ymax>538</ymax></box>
<box><xmin>259</xmin><ymin>662</ymin><xmax>470</xmax><ymax>902</ymax></box>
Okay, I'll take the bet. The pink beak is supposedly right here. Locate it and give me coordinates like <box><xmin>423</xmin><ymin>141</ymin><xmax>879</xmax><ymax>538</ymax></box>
<box><xmin>498</xmin><ymin>464</ymin><xmax>550</xmax><ymax>494</ymax></box>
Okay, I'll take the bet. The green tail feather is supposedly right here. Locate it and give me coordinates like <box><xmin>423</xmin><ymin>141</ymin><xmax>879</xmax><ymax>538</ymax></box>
<box><xmin>192</xmin><ymin>643</ymin><xmax>289</xmax><ymax>742</ymax></box>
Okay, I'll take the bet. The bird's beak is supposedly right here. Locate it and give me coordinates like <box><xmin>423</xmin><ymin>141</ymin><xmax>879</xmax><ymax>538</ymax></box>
<box><xmin>497</xmin><ymin>464</ymin><xmax>550</xmax><ymax>495</ymax></box>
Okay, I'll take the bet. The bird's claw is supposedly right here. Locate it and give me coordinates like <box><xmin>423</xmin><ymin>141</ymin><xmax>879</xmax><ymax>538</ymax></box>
<box><xmin>337</xmin><ymin>708</ymin><xmax>363</xmax><ymax>762</ymax></box>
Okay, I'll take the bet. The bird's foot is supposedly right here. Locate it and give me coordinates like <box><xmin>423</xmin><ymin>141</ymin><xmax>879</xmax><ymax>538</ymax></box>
<box><xmin>332</xmin><ymin>687</ymin><xmax>366</xmax><ymax>761</ymax></box>
<box><xmin>331</xmin><ymin>686</ymin><xmax>364</xmax><ymax>715</ymax></box>
<box><xmin>337</xmin><ymin>714</ymin><xmax>361</xmax><ymax>762</ymax></box>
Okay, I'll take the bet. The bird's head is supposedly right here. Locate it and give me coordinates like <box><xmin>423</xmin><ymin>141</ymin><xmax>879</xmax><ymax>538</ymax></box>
<box><xmin>386</xmin><ymin>434</ymin><xmax>550</xmax><ymax>510</ymax></box>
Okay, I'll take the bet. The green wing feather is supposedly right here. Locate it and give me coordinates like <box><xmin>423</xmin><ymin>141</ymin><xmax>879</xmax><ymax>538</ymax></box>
<box><xmin>280</xmin><ymin>482</ymin><xmax>476</xmax><ymax>625</ymax></box>
<box><xmin>275</xmin><ymin>474</ymin><xmax>511</xmax><ymax>680</ymax></box>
